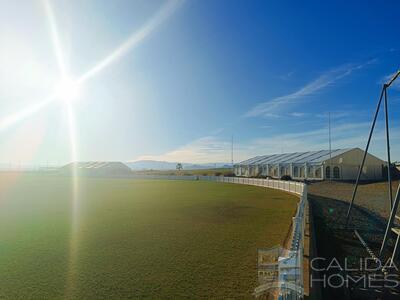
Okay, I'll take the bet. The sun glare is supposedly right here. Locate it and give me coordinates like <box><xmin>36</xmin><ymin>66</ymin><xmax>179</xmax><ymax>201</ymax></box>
<box><xmin>55</xmin><ymin>77</ymin><xmax>81</xmax><ymax>103</ymax></box>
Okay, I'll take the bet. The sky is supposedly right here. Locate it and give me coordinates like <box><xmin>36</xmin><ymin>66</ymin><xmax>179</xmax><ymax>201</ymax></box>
<box><xmin>0</xmin><ymin>0</ymin><xmax>400</xmax><ymax>166</ymax></box>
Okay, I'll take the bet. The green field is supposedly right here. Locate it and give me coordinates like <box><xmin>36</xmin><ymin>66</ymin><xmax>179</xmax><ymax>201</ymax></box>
<box><xmin>0</xmin><ymin>173</ymin><xmax>298</xmax><ymax>298</ymax></box>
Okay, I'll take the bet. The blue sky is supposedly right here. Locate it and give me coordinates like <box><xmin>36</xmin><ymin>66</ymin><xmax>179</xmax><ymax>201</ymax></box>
<box><xmin>0</xmin><ymin>0</ymin><xmax>399</xmax><ymax>165</ymax></box>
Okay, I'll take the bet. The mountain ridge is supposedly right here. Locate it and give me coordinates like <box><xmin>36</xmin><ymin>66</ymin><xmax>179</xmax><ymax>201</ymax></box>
<box><xmin>126</xmin><ymin>160</ymin><xmax>231</xmax><ymax>170</ymax></box>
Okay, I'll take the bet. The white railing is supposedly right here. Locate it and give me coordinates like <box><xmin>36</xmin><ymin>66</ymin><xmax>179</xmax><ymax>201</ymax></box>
<box><xmin>207</xmin><ymin>176</ymin><xmax>303</xmax><ymax>196</ymax></box>
<box><xmin>131</xmin><ymin>174</ymin><xmax>304</xmax><ymax>195</ymax></box>
<box><xmin>274</xmin><ymin>185</ymin><xmax>306</xmax><ymax>300</ymax></box>
<box><xmin>130</xmin><ymin>174</ymin><xmax>307</xmax><ymax>299</ymax></box>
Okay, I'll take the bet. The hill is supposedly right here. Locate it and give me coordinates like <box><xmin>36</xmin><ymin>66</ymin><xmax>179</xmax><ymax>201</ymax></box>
<box><xmin>126</xmin><ymin>160</ymin><xmax>231</xmax><ymax>170</ymax></box>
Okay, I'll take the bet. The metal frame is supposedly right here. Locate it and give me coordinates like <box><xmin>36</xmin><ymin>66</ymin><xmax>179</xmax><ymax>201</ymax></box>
<box><xmin>345</xmin><ymin>70</ymin><xmax>400</xmax><ymax>260</ymax></box>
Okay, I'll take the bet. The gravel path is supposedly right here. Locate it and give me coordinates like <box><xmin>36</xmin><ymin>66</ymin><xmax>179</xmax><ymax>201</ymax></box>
<box><xmin>308</xmin><ymin>180</ymin><xmax>400</xmax><ymax>299</ymax></box>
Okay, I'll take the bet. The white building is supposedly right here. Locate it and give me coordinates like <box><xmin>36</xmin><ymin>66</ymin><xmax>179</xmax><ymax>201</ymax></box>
<box><xmin>234</xmin><ymin>148</ymin><xmax>385</xmax><ymax>181</ymax></box>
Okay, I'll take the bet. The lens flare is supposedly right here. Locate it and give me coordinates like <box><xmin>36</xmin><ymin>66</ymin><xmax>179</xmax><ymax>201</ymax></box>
<box><xmin>0</xmin><ymin>1</ymin><xmax>184</xmax><ymax>296</ymax></box>
<box><xmin>78</xmin><ymin>0</ymin><xmax>183</xmax><ymax>84</ymax></box>
<box><xmin>55</xmin><ymin>77</ymin><xmax>81</xmax><ymax>103</ymax></box>
<box><xmin>0</xmin><ymin>96</ymin><xmax>56</xmax><ymax>132</ymax></box>
<box><xmin>43</xmin><ymin>0</ymin><xmax>67</xmax><ymax>76</ymax></box>
<box><xmin>64</xmin><ymin>102</ymin><xmax>80</xmax><ymax>298</ymax></box>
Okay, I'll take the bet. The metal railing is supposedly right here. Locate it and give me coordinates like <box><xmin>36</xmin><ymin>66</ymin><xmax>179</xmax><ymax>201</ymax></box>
<box><xmin>130</xmin><ymin>174</ymin><xmax>307</xmax><ymax>299</ymax></box>
<box><xmin>131</xmin><ymin>174</ymin><xmax>304</xmax><ymax>195</ymax></box>
<box><xmin>197</xmin><ymin>175</ymin><xmax>303</xmax><ymax>194</ymax></box>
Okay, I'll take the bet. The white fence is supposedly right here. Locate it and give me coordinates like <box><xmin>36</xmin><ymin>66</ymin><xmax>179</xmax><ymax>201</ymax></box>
<box><xmin>131</xmin><ymin>174</ymin><xmax>304</xmax><ymax>195</ymax></box>
<box><xmin>131</xmin><ymin>175</ymin><xmax>307</xmax><ymax>299</ymax></box>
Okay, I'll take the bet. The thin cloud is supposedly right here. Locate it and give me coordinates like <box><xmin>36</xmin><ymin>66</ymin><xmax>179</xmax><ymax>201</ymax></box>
<box><xmin>245</xmin><ymin>121</ymin><xmax>392</xmax><ymax>160</ymax></box>
<box><xmin>315</xmin><ymin>111</ymin><xmax>355</xmax><ymax>119</ymax></box>
<box><xmin>382</xmin><ymin>71</ymin><xmax>400</xmax><ymax>90</ymax></box>
<box><xmin>278</xmin><ymin>71</ymin><xmax>295</xmax><ymax>80</ymax></box>
<box><xmin>245</xmin><ymin>60</ymin><xmax>376</xmax><ymax>118</ymax></box>
<box><xmin>263</xmin><ymin>112</ymin><xmax>281</xmax><ymax>118</ymax></box>
<box><xmin>134</xmin><ymin>121</ymin><xmax>395</xmax><ymax>164</ymax></box>
<box><xmin>290</xmin><ymin>112</ymin><xmax>306</xmax><ymax>117</ymax></box>
<box><xmin>136</xmin><ymin>136</ymin><xmax>232</xmax><ymax>164</ymax></box>
<box><xmin>210</xmin><ymin>127</ymin><xmax>224</xmax><ymax>135</ymax></box>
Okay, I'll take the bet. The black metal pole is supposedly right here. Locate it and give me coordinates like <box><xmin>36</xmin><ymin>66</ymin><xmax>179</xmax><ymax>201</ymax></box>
<box><xmin>384</xmin><ymin>86</ymin><xmax>393</xmax><ymax>209</ymax></box>
<box><xmin>345</xmin><ymin>87</ymin><xmax>385</xmax><ymax>224</ymax></box>
<box><xmin>380</xmin><ymin>183</ymin><xmax>400</xmax><ymax>256</ymax></box>
<box><xmin>386</xmin><ymin>70</ymin><xmax>400</xmax><ymax>88</ymax></box>
<box><xmin>379</xmin><ymin>71</ymin><xmax>400</xmax><ymax>257</ymax></box>
<box><xmin>329</xmin><ymin>112</ymin><xmax>332</xmax><ymax>182</ymax></box>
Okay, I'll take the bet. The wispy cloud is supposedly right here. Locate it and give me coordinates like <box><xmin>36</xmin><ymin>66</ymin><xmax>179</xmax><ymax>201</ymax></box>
<box><xmin>278</xmin><ymin>71</ymin><xmax>295</xmax><ymax>81</ymax></box>
<box><xmin>289</xmin><ymin>112</ymin><xmax>306</xmax><ymax>117</ymax></box>
<box><xmin>134</xmin><ymin>120</ymin><xmax>400</xmax><ymax>163</ymax></box>
<box><xmin>248</xmin><ymin>121</ymin><xmax>398</xmax><ymax>160</ymax></box>
<box><xmin>315</xmin><ymin>110</ymin><xmax>359</xmax><ymax>119</ymax></box>
<box><xmin>245</xmin><ymin>60</ymin><xmax>376</xmax><ymax>118</ymax></box>
<box><xmin>382</xmin><ymin>71</ymin><xmax>400</xmax><ymax>90</ymax></box>
<box><xmin>260</xmin><ymin>125</ymin><xmax>272</xmax><ymax>129</ymax></box>
<box><xmin>136</xmin><ymin>136</ymin><xmax>232</xmax><ymax>164</ymax></box>
<box><xmin>210</xmin><ymin>127</ymin><xmax>224</xmax><ymax>135</ymax></box>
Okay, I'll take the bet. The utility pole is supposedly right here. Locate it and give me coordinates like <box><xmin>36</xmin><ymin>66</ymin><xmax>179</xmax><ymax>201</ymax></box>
<box><xmin>231</xmin><ymin>135</ymin><xmax>234</xmax><ymax>168</ymax></box>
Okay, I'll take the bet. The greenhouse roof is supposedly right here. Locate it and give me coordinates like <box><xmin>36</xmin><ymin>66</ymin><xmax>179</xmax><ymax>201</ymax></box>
<box><xmin>238</xmin><ymin>149</ymin><xmax>352</xmax><ymax>165</ymax></box>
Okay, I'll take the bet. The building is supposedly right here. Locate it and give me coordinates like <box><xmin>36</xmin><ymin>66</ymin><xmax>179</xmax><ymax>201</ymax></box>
<box><xmin>60</xmin><ymin>161</ymin><xmax>132</xmax><ymax>177</ymax></box>
<box><xmin>234</xmin><ymin>148</ymin><xmax>385</xmax><ymax>181</ymax></box>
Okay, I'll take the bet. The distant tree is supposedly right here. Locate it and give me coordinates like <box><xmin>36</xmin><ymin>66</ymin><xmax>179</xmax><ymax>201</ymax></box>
<box><xmin>176</xmin><ymin>163</ymin><xmax>183</xmax><ymax>171</ymax></box>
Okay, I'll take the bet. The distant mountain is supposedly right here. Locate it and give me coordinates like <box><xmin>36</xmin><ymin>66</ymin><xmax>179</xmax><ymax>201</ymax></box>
<box><xmin>125</xmin><ymin>160</ymin><xmax>231</xmax><ymax>170</ymax></box>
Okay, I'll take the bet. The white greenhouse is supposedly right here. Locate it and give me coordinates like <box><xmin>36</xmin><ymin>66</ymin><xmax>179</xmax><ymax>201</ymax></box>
<box><xmin>60</xmin><ymin>161</ymin><xmax>132</xmax><ymax>177</ymax></box>
<box><xmin>234</xmin><ymin>148</ymin><xmax>385</xmax><ymax>181</ymax></box>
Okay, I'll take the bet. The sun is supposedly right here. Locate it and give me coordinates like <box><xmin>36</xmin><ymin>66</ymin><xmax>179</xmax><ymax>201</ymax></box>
<box><xmin>54</xmin><ymin>77</ymin><xmax>81</xmax><ymax>103</ymax></box>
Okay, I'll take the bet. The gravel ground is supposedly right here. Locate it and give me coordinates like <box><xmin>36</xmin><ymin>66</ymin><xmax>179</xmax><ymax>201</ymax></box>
<box><xmin>308</xmin><ymin>180</ymin><xmax>400</xmax><ymax>299</ymax></box>
<box><xmin>309</xmin><ymin>180</ymin><xmax>399</xmax><ymax>219</ymax></box>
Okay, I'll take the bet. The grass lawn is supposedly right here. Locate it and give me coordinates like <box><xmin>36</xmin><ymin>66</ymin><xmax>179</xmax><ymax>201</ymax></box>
<box><xmin>0</xmin><ymin>172</ymin><xmax>298</xmax><ymax>299</ymax></box>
